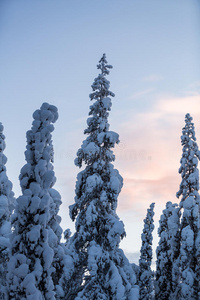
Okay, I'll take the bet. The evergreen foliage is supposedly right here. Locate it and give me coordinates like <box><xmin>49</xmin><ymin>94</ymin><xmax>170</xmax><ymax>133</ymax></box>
<box><xmin>139</xmin><ymin>203</ymin><xmax>155</xmax><ymax>300</ymax></box>
<box><xmin>155</xmin><ymin>202</ymin><xmax>180</xmax><ymax>300</ymax></box>
<box><xmin>0</xmin><ymin>123</ymin><xmax>15</xmax><ymax>300</ymax></box>
<box><xmin>68</xmin><ymin>54</ymin><xmax>138</xmax><ymax>300</ymax></box>
<box><xmin>1</xmin><ymin>58</ymin><xmax>200</xmax><ymax>300</ymax></box>
<box><xmin>8</xmin><ymin>103</ymin><xmax>59</xmax><ymax>299</ymax></box>
<box><xmin>176</xmin><ymin>113</ymin><xmax>200</xmax><ymax>299</ymax></box>
<box><xmin>48</xmin><ymin>188</ymin><xmax>74</xmax><ymax>299</ymax></box>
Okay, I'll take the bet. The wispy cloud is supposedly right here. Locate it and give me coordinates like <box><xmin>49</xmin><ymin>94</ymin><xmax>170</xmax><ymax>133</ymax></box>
<box><xmin>127</xmin><ymin>88</ymin><xmax>155</xmax><ymax>100</ymax></box>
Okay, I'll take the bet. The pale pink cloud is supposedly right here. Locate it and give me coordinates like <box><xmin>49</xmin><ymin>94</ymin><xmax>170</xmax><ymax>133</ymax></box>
<box><xmin>114</xmin><ymin>93</ymin><xmax>200</xmax><ymax>214</ymax></box>
<box><xmin>118</xmin><ymin>176</ymin><xmax>179</xmax><ymax>214</ymax></box>
<box><xmin>157</xmin><ymin>94</ymin><xmax>200</xmax><ymax>115</ymax></box>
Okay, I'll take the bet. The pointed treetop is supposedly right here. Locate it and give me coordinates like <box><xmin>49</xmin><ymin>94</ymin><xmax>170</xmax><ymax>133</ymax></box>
<box><xmin>177</xmin><ymin>113</ymin><xmax>200</xmax><ymax>202</ymax></box>
<box><xmin>0</xmin><ymin>124</ymin><xmax>8</xmax><ymax>175</ymax></box>
<box><xmin>181</xmin><ymin>113</ymin><xmax>197</xmax><ymax>144</ymax></box>
<box><xmin>90</xmin><ymin>54</ymin><xmax>115</xmax><ymax>101</ymax></box>
<box><xmin>150</xmin><ymin>202</ymin><xmax>155</xmax><ymax>211</ymax></box>
<box><xmin>0</xmin><ymin>122</ymin><xmax>4</xmax><ymax>133</ymax></box>
<box><xmin>97</xmin><ymin>53</ymin><xmax>113</xmax><ymax>75</ymax></box>
<box><xmin>75</xmin><ymin>55</ymin><xmax>119</xmax><ymax>168</ymax></box>
<box><xmin>0</xmin><ymin>123</ymin><xmax>6</xmax><ymax>153</ymax></box>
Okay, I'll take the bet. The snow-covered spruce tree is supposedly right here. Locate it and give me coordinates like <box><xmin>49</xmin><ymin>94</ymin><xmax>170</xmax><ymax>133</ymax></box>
<box><xmin>166</xmin><ymin>203</ymin><xmax>181</xmax><ymax>300</ymax></box>
<box><xmin>48</xmin><ymin>188</ymin><xmax>74</xmax><ymax>299</ymax></box>
<box><xmin>176</xmin><ymin>113</ymin><xmax>200</xmax><ymax>299</ymax></box>
<box><xmin>139</xmin><ymin>203</ymin><xmax>155</xmax><ymax>300</ymax></box>
<box><xmin>8</xmin><ymin>103</ymin><xmax>63</xmax><ymax>300</ymax></box>
<box><xmin>68</xmin><ymin>54</ymin><xmax>138</xmax><ymax>300</ymax></box>
<box><xmin>0</xmin><ymin>123</ymin><xmax>15</xmax><ymax>300</ymax></box>
<box><xmin>155</xmin><ymin>202</ymin><xmax>180</xmax><ymax>300</ymax></box>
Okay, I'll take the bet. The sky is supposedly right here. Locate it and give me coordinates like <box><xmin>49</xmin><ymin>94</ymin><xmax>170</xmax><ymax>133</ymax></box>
<box><xmin>0</xmin><ymin>0</ymin><xmax>200</xmax><ymax>265</ymax></box>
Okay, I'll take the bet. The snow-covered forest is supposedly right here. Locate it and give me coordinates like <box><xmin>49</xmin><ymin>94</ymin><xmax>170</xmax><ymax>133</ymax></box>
<box><xmin>0</xmin><ymin>54</ymin><xmax>200</xmax><ymax>299</ymax></box>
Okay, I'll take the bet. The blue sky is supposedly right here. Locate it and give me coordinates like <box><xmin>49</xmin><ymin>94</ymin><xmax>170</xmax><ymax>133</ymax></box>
<box><xmin>0</xmin><ymin>0</ymin><xmax>200</xmax><ymax>263</ymax></box>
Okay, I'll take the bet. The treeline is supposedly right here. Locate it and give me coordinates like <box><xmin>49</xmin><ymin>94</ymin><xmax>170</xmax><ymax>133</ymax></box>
<box><xmin>0</xmin><ymin>55</ymin><xmax>199</xmax><ymax>299</ymax></box>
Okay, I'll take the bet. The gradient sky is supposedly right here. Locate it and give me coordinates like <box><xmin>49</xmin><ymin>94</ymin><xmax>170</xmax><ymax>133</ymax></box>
<box><xmin>1</xmin><ymin>0</ymin><xmax>200</xmax><ymax>264</ymax></box>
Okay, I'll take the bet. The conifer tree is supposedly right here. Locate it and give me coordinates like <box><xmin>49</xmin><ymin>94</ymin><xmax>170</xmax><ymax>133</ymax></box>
<box><xmin>196</xmin><ymin>225</ymin><xmax>200</xmax><ymax>300</ymax></box>
<box><xmin>0</xmin><ymin>123</ymin><xmax>15</xmax><ymax>299</ymax></box>
<box><xmin>176</xmin><ymin>113</ymin><xmax>200</xmax><ymax>299</ymax></box>
<box><xmin>48</xmin><ymin>188</ymin><xmax>74</xmax><ymax>299</ymax></box>
<box><xmin>139</xmin><ymin>203</ymin><xmax>155</xmax><ymax>300</ymax></box>
<box><xmin>167</xmin><ymin>203</ymin><xmax>180</xmax><ymax>300</ymax></box>
<box><xmin>155</xmin><ymin>202</ymin><xmax>180</xmax><ymax>300</ymax></box>
<box><xmin>8</xmin><ymin>103</ymin><xmax>60</xmax><ymax>299</ymax></box>
<box><xmin>68</xmin><ymin>54</ymin><xmax>138</xmax><ymax>300</ymax></box>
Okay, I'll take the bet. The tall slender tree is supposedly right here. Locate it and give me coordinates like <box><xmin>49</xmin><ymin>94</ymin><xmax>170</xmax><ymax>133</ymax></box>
<box><xmin>139</xmin><ymin>203</ymin><xmax>155</xmax><ymax>300</ymax></box>
<box><xmin>167</xmin><ymin>203</ymin><xmax>181</xmax><ymax>300</ymax></box>
<box><xmin>176</xmin><ymin>113</ymin><xmax>200</xmax><ymax>299</ymax></box>
<box><xmin>8</xmin><ymin>103</ymin><xmax>59</xmax><ymax>299</ymax></box>
<box><xmin>68</xmin><ymin>54</ymin><xmax>138</xmax><ymax>299</ymax></box>
<box><xmin>48</xmin><ymin>188</ymin><xmax>74</xmax><ymax>299</ymax></box>
<box><xmin>0</xmin><ymin>123</ymin><xmax>15</xmax><ymax>299</ymax></box>
<box><xmin>155</xmin><ymin>202</ymin><xmax>180</xmax><ymax>300</ymax></box>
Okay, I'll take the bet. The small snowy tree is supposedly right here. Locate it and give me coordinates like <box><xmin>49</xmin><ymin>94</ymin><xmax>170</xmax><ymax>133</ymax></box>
<box><xmin>176</xmin><ymin>113</ymin><xmax>200</xmax><ymax>299</ymax></box>
<box><xmin>195</xmin><ymin>226</ymin><xmax>200</xmax><ymax>300</ymax></box>
<box><xmin>68</xmin><ymin>54</ymin><xmax>138</xmax><ymax>300</ymax></box>
<box><xmin>0</xmin><ymin>123</ymin><xmax>15</xmax><ymax>300</ymax></box>
<box><xmin>48</xmin><ymin>188</ymin><xmax>74</xmax><ymax>299</ymax></box>
<box><xmin>167</xmin><ymin>203</ymin><xmax>181</xmax><ymax>300</ymax></box>
<box><xmin>139</xmin><ymin>203</ymin><xmax>155</xmax><ymax>300</ymax></box>
<box><xmin>155</xmin><ymin>202</ymin><xmax>180</xmax><ymax>300</ymax></box>
<box><xmin>8</xmin><ymin>103</ymin><xmax>59</xmax><ymax>299</ymax></box>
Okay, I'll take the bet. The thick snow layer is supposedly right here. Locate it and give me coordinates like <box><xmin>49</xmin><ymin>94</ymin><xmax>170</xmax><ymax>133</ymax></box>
<box><xmin>84</xmin><ymin>141</ymin><xmax>99</xmax><ymax>156</ymax></box>
<box><xmin>86</xmin><ymin>202</ymin><xmax>97</xmax><ymax>226</ymax></box>
<box><xmin>43</xmin><ymin>245</ymin><xmax>54</xmax><ymax>270</ymax></box>
<box><xmin>109</xmin><ymin>262</ymin><xmax>125</xmax><ymax>299</ymax></box>
<box><xmin>88</xmin><ymin>241</ymin><xmax>102</xmax><ymax>276</ymax></box>
<box><xmin>181</xmin><ymin>226</ymin><xmax>194</xmax><ymax>252</ymax></box>
<box><xmin>0</xmin><ymin>236</ymin><xmax>9</xmax><ymax>248</ymax></box>
<box><xmin>86</xmin><ymin>174</ymin><xmax>103</xmax><ymax>193</ymax></box>
<box><xmin>129</xmin><ymin>287</ymin><xmax>139</xmax><ymax>300</ymax></box>
<box><xmin>0</xmin><ymin>197</ymin><xmax>8</xmax><ymax>212</ymax></box>
<box><xmin>0</xmin><ymin>220</ymin><xmax>10</xmax><ymax>236</ymax></box>
<box><xmin>97</xmin><ymin>131</ymin><xmax>119</xmax><ymax>146</ymax></box>
<box><xmin>110</xmin><ymin>174</ymin><xmax>122</xmax><ymax>194</ymax></box>
<box><xmin>102</xmin><ymin>97</ymin><xmax>112</xmax><ymax>110</ymax></box>
<box><xmin>183</xmin><ymin>196</ymin><xmax>195</xmax><ymax>209</ymax></box>
<box><xmin>27</xmin><ymin>225</ymin><xmax>41</xmax><ymax>244</ymax></box>
<box><xmin>29</xmin><ymin>182</ymin><xmax>41</xmax><ymax>196</ymax></box>
<box><xmin>29</xmin><ymin>196</ymin><xmax>41</xmax><ymax>214</ymax></box>
<box><xmin>16</xmin><ymin>264</ymin><xmax>29</xmax><ymax>278</ymax></box>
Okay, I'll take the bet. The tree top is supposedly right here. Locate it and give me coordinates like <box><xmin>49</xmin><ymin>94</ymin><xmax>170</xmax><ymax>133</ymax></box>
<box><xmin>97</xmin><ymin>53</ymin><xmax>113</xmax><ymax>76</ymax></box>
